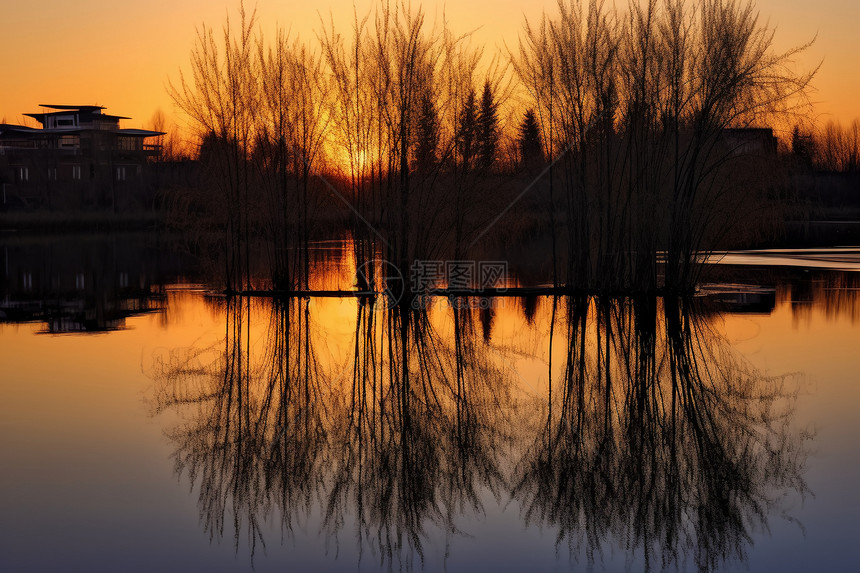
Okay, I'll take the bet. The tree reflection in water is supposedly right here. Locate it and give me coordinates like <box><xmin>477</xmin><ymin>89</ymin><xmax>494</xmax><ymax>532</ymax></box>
<box><xmin>150</xmin><ymin>295</ymin><xmax>510</xmax><ymax>569</ymax></box>
<box><xmin>150</xmin><ymin>297</ymin><xmax>328</xmax><ymax>556</ymax></box>
<box><xmin>513</xmin><ymin>296</ymin><xmax>809</xmax><ymax>572</ymax></box>
<box><xmin>150</xmin><ymin>294</ymin><xmax>809</xmax><ymax>571</ymax></box>
<box><xmin>324</xmin><ymin>299</ymin><xmax>510</xmax><ymax>569</ymax></box>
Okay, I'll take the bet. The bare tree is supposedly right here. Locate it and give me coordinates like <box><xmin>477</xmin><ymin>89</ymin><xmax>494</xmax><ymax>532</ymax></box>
<box><xmin>169</xmin><ymin>1</ymin><xmax>260</xmax><ymax>291</ymax></box>
<box><xmin>816</xmin><ymin>120</ymin><xmax>860</xmax><ymax>172</ymax></box>
<box><xmin>512</xmin><ymin>0</ymin><xmax>814</xmax><ymax>292</ymax></box>
<box><xmin>166</xmin><ymin>0</ymin><xmax>815</xmax><ymax>294</ymax></box>
<box><xmin>256</xmin><ymin>30</ymin><xmax>330</xmax><ymax>289</ymax></box>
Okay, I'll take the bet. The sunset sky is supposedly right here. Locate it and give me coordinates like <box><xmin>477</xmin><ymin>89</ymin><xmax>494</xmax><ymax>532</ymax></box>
<box><xmin>2</xmin><ymin>0</ymin><xmax>857</xmax><ymax>135</ymax></box>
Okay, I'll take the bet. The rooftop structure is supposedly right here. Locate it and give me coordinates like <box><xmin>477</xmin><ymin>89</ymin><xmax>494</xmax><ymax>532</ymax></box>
<box><xmin>0</xmin><ymin>104</ymin><xmax>164</xmax><ymax>210</ymax></box>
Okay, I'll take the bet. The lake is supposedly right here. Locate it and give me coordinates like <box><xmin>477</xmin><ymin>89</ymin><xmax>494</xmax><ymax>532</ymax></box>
<box><xmin>1</xmin><ymin>233</ymin><xmax>858</xmax><ymax>572</ymax></box>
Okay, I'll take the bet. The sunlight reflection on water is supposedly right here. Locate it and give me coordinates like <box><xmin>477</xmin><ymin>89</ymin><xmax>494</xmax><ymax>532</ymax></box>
<box><xmin>1</xmin><ymin>237</ymin><xmax>859</xmax><ymax>572</ymax></box>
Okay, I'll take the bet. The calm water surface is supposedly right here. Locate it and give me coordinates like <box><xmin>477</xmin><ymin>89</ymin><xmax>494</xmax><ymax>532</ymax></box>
<box><xmin>1</xmin><ymin>235</ymin><xmax>859</xmax><ymax>572</ymax></box>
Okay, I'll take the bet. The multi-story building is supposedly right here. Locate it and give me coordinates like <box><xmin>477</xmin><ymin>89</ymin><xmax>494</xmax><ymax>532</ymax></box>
<box><xmin>0</xmin><ymin>104</ymin><xmax>163</xmax><ymax>210</ymax></box>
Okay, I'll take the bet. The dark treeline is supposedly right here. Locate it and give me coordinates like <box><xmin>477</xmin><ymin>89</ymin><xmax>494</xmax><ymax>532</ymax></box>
<box><xmin>168</xmin><ymin>0</ymin><xmax>813</xmax><ymax>293</ymax></box>
<box><xmin>785</xmin><ymin>120</ymin><xmax>860</xmax><ymax>225</ymax></box>
<box><xmin>149</xmin><ymin>295</ymin><xmax>808</xmax><ymax>571</ymax></box>
<box><xmin>792</xmin><ymin>120</ymin><xmax>860</xmax><ymax>173</ymax></box>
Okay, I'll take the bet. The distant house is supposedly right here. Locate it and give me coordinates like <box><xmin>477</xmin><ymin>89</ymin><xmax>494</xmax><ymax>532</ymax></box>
<box><xmin>0</xmin><ymin>104</ymin><xmax>163</xmax><ymax>210</ymax></box>
<box><xmin>721</xmin><ymin>128</ymin><xmax>779</xmax><ymax>156</ymax></box>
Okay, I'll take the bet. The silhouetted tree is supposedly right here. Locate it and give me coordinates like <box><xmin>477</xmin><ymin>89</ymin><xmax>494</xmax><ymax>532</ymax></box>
<box><xmin>817</xmin><ymin>120</ymin><xmax>860</xmax><ymax>172</ymax></box>
<box><xmin>512</xmin><ymin>0</ymin><xmax>815</xmax><ymax>292</ymax></box>
<box><xmin>169</xmin><ymin>2</ymin><xmax>259</xmax><ymax>291</ymax></box>
<box><xmin>518</xmin><ymin>108</ymin><xmax>543</xmax><ymax>171</ymax></box>
<box><xmin>167</xmin><ymin>0</ymin><xmax>816</xmax><ymax>294</ymax></box>
<box><xmin>792</xmin><ymin>125</ymin><xmax>817</xmax><ymax>168</ymax></box>
<box><xmin>477</xmin><ymin>81</ymin><xmax>499</xmax><ymax>170</ymax></box>
<box><xmin>414</xmin><ymin>92</ymin><xmax>439</xmax><ymax>169</ymax></box>
<box><xmin>457</xmin><ymin>89</ymin><xmax>477</xmax><ymax>171</ymax></box>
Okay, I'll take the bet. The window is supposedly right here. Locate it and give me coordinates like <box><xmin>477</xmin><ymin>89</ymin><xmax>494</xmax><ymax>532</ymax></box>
<box><xmin>59</xmin><ymin>135</ymin><xmax>79</xmax><ymax>149</ymax></box>
<box><xmin>118</xmin><ymin>137</ymin><xmax>144</xmax><ymax>152</ymax></box>
<box><xmin>18</xmin><ymin>167</ymin><xmax>28</xmax><ymax>182</ymax></box>
<box><xmin>47</xmin><ymin>167</ymin><xmax>57</xmax><ymax>180</ymax></box>
<box><xmin>116</xmin><ymin>166</ymin><xmax>126</xmax><ymax>181</ymax></box>
<box><xmin>72</xmin><ymin>165</ymin><xmax>81</xmax><ymax>180</ymax></box>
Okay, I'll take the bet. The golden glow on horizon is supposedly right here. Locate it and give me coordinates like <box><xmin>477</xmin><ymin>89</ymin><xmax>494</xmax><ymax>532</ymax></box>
<box><xmin>1</xmin><ymin>0</ymin><xmax>857</xmax><ymax>134</ymax></box>
<box><xmin>334</xmin><ymin>148</ymin><xmax>372</xmax><ymax>175</ymax></box>
<box><xmin>6</xmin><ymin>283</ymin><xmax>860</xmax><ymax>439</ymax></box>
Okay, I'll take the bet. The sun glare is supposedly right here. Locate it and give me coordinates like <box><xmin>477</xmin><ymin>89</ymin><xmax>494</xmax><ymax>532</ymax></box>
<box><xmin>332</xmin><ymin>146</ymin><xmax>373</xmax><ymax>175</ymax></box>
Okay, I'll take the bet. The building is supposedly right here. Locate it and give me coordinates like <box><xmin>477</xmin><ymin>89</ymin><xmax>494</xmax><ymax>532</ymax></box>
<box><xmin>721</xmin><ymin>127</ymin><xmax>779</xmax><ymax>156</ymax></box>
<box><xmin>0</xmin><ymin>104</ymin><xmax>163</xmax><ymax>210</ymax></box>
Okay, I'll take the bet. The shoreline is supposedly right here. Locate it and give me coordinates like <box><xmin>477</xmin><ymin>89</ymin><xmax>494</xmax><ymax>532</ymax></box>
<box><xmin>0</xmin><ymin>211</ymin><xmax>163</xmax><ymax>232</ymax></box>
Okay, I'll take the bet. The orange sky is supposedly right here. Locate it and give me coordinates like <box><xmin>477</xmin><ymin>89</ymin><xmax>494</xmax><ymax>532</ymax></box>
<box><xmin>1</xmin><ymin>0</ymin><xmax>857</xmax><ymax>133</ymax></box>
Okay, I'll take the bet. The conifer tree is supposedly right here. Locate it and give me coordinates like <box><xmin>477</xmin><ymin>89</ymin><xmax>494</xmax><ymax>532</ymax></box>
<box><xmin>477</xmin><ymin>81</ymin><xmax>499</xmax><ymax>169</ymax></box>
<box><xmin>414</xmin><ymin>93</ymin><xmax>439</xmax><ymax>169</ymax></box>
<box><xmin>457</xmin><ymin>89</ymin><xmax>477</xmax><ymax>171</ymax></box>
<box><xmin>519</xmin><ymin>108</ymin><xmax>543</xmax><ymax>171</ymax></box>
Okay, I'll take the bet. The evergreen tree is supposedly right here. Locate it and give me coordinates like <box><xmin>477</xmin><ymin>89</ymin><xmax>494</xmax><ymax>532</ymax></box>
<box><xmin>414</xmin><ymin>93</ymin><xmax>439</xmax><ymax>169</ymax></box>
<box><xmin>519</xmin><ymin>108</ymin><xmax>543</xmax><ymax>171</ymax></box>
<box><xmin>477</xmin><ymin>81</ymin><xmax>499</xmax><ymax>169</ymax></box>
<box><xmin>457</xmin><ymin>89</ymin><xmax>477</xmax><ymax>171</ymax></box>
